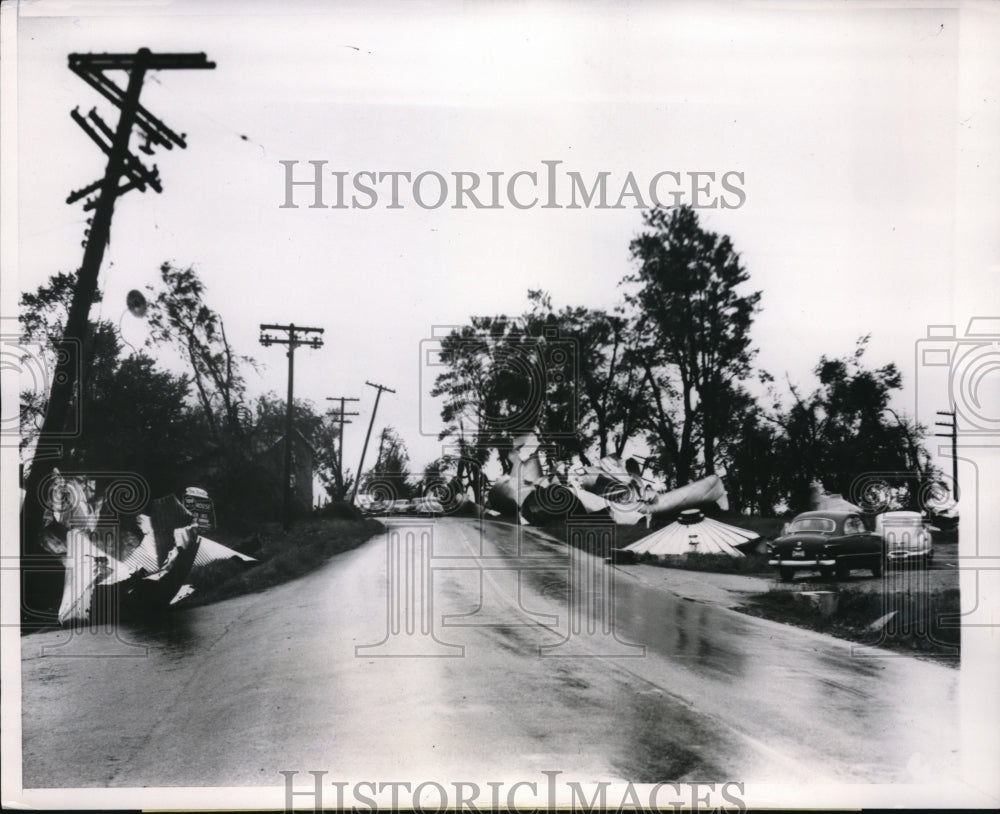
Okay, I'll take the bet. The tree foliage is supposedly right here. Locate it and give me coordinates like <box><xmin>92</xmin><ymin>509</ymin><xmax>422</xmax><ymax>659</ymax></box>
<box><xmin>768</xmin><ymin>336</ymin><xmax>935</xmax><ymax>511</ymax></box>
<box><xmin>145</xmin><ymin>263</ymin><xmax>255</xmax><ymax>446</ymax></box>
<box><xmin>249</xmin><ymin>392</ymin><xmax>349</xmax><ymax>502</ymax></box>
<box><xmin>625</xmin><ymin>205</ymin><xmax>762</xmax><ymax>484</ymax></box>
<box><xmin>362</xmin><ymin>425</ymin><xmax>413</xmax><ymax>500</ymax></box>
<box><xmin>19</xmin><ymin>273</ymin><xmax>196</xmax><ymax>494</ymax></box>
<box><xmin>430</xmin><ymin>208</ymin><xmax>936</xmax><ymax>517</ymax></box>
<box><xmin>431</xmin><ymin>311</ymin><xmax>578</xmax><ymax>475</ymax></box>
<box><xmin>525</xmin><ymin>291</ymin><xmax>646</xmax><ymax>462</ymax></box>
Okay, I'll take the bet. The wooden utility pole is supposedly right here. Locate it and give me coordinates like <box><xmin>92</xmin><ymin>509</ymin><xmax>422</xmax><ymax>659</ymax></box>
<box><xmin>325</xmin><ymin>396</ymin><xmax>359</xmax><ymax>495</ymax></box>
<box><xmin>935</xmin><ymin>409</ymin><xmax>959</xmax><ymax>502</ymax></box>
<box><xmin>259</xmin><ymin>324</ymin><xmax>324</xmax><ymax>529</ymax></box>
<box><xmin>350</xmin><ymin>381</ymin><xmax>395</xmax><ymax>505</ymax></box>
<box><xmin>21</xmin><ymin>49</ymin><xmax>214</xmax><ymax>599</ymax></box>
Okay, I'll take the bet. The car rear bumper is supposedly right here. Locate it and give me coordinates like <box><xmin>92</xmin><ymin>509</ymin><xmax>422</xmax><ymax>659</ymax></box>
<box><xmin>768</xmin><ymin>558</ymin><xmax>837</xmax><ymax>568</ymax></box>
<box><xmin>886</xmin><ymin>549</ymin><xmax>931</xmax><ymax>560</ymax></box>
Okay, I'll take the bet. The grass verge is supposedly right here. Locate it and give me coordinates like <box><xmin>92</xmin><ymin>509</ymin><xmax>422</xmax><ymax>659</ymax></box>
<box><xmin>737</xmin><ymin>587</ymin><xmax>960</xmax><ymax>666</ymax></box>
<box><xmin>186</xmin><ymin>516</ymin><xmax>384</xmax><ymax>607</ymax></box>
<box><xmin>633</xmin><ymin>550</ymin><xmax>772</xmax><ymax>575</ymax></box>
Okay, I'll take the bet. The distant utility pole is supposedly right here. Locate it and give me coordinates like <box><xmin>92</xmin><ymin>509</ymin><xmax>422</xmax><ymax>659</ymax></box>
<box><xmin>325</xmin><ymin>396</ymin><xmax>359</xmax><ymax>495</ymax></box>
<box><xmin>935</xmin><ymin>409</ymin><xmax>959</xmax><ymax>501</ymax></box>
<box><xmin>23</xmin><ymin>48</ymin><xmax>215</xmax><ymax>560</ymax></box>
<box><xmin>375</xmin><ymin>427</ymin><xmax>389</xmax><ymax>471</ymax></box>
<box><xmin>350</xmin><ymin>381</ymin><xmax>396</xmax><ymax>505</ymax></box>
<box><xmin>260</xmin><ymin>324</ymin><xmax>325</xmax><ymax>530</ymax></box>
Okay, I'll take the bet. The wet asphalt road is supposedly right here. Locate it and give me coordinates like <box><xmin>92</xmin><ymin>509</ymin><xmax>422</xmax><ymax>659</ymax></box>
<box><xmin>20</xmin><ymin>517</ymin><xmax>959</xmax><ymax>788</ymax></box>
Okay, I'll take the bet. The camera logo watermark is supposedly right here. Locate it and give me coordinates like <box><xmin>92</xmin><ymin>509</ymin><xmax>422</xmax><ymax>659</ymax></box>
<box><xmin>847</xmin><ymin>318</ymin><xmax>1000</xmax><ymax>657</ymax></box>
<box><xmin>1</xmin><ymin>324</ymin><xmax>84</xmax><ymax>441</ymax></box>
<box><xmin>915</xmin><ymin>317</ymin><xmax>1000</xmax><ymax>443</ymax></box>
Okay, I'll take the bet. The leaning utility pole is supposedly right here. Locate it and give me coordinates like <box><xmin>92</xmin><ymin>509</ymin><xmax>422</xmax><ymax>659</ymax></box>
<box><xmin>325</xmin><ymin>396</ymin><xmax>359</xmax><ymax>494</ymax></box>
<box><xmin>22</xmin><ymin>48</ymin><xmax>215</xmax><ymax>565</ymax></box>
<box><xmin>259</xmin><ymin>324</ymin><xmax>324</xmax><ymax>529</ymax></box>
<box><xmin>350</xmin><ymin>381</ymin><xmax>396</xmax><ymax>505</ymax></box>
<box><xmin>935</xmin><ymin>409</ymin><xmax>959</xmax><ymax>502</ymax></box>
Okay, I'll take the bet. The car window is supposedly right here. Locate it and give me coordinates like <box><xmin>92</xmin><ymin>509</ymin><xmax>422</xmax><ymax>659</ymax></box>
<box><xmin>789</xmin><ymin>517</ymin><xmax>836</xmax><ymax>533</ymax></box>
<box><xmin>844</xmin><ymin>516</ymin><xmax>865</xmax><ymax>534</ymax></box>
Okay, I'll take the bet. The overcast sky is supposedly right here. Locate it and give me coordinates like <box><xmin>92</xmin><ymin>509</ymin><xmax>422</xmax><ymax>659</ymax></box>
<box><xmin>6</xmin><ymin>0</ymin><xmax>999</xmax><ymax>477</ymax></box>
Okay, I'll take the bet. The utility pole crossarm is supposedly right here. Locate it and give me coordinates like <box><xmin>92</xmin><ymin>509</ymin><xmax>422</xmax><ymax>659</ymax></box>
<box><xmin>68</xmin><ymin>50</ymin><xmax>215</xmax><ymax>150</ymax></box>
<box><xmin>261</xmin><ymin>323</ymin><xmax>325</xmax><ymax>334</ymax></box>
<box><xmin>69</xmin><ymin>51</ymin><xmax>216</xmax><ymax>70</ymax></box>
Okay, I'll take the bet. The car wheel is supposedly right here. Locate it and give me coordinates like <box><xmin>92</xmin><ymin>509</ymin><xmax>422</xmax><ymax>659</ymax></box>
<box><xmin>835</xmin><ymin>561</ymin><xmax>850</xmax><ymax>580</ymax></box>
<box><xmin>872</xmin><ymin>559</ymin><xmax>884</xmax><ymax>578</ymax></box>
<box><xmin>778</xmin><ymin>567</ymin><xmax>795</xmax><ymax>582</ymax></box>
<box><xmin>819</xmin><ymin>566</ymin><xmax>835</xmax><ymax>580</ymax></box>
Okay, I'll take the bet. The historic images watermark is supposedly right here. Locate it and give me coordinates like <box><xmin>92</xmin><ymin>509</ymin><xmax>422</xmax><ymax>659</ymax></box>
<box><xmin>847</xmin><ymin>470</ymin><xmax>959</xmax><ymax>656</ymax></box>
<box><xmin>1</xmin><ymin>319</ymin><xmax>83</xmax><ymax>442</ymax></box>
<box><xmin>279</xmin><ymin>160</ymin><xmax>746</xmax><ymax>211</ymax></box>
<box><xmin>279</xmin><ymin>769</ymin><xmax>747</xmax><ymax>812</ymax></box>
<box><xmin>915</xmin><ymin>318</ymin><xmax>1000</xmax><ymax>446</ymax></box>
<box><xmin>7</xmin><ymin>469</ymin><xmax>152</xmax><ymax>658</ymax></box>
<box><xmin>910</xmin><ymin>318</ymin><xmax>1000</xmax><ymax>641</ymax></box>
<box><xmin>356</xmin><ymin>319</ymin><xmax>642</xmax><ymax>658</ymax></box>
<box><xmin>353</xmin><ymin>508</ymin><xmax>644</xmax><ymax>660</ymax></box>
<box><xmin>417</xmin><ymin>323</ymin><xmax>580</xmax><ymax>441</ymax></box>
<box><xmin>6</xmin><ymin>314</ymin><xmax>150</xmax><ymax>655</ymax></box>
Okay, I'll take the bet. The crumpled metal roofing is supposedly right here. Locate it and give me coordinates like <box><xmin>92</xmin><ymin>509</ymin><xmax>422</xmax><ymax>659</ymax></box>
<box><xmin>624</xmin><ymin>512</ymin><xmax>757</xmax><ymax>557</ymax></box>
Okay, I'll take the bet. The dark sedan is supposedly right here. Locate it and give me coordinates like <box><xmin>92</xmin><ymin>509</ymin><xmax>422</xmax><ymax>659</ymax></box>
<box><xmin>768</xmin><ymin>510</ymin><xmax>884</xmax><ymax>581</ymax></box>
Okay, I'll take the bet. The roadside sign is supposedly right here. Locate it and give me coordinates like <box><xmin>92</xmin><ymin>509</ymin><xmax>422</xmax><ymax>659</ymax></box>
<box><xmin>183</xmin><ymin>487</ymin><xmax>216</xmax><ymax>531</ymax></box>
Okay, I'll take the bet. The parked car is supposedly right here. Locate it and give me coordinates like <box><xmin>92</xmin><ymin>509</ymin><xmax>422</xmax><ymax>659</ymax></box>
<box><xmin>767</xmin><ymin>510</ymin><xmax>884</xmax><ymax>581</ymax></box>
<box><xmin>413</xmin><ymin>496</ymin><xmax>444</xmax><ymax>516</ymax></box>
<box><xmin>362</xmin><ymin>498</ymin><xmax>392</xmax><ymax>516</ymax></box>
<box><xmin>876</xmin><ymin>511</ymin><xmax>934</xmax><ymax>567</ymax></box>
<box><xmin>390</xmin><ymin>499</ymin><xmax>415</xmax><ymax>515</ymax></box>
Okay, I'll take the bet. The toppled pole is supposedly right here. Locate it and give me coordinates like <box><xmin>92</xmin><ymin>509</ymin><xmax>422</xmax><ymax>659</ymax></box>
<box><xmin>22</xmin><ymin>48</ymin><xmax>215</xmax><ymax>616</ymax></box>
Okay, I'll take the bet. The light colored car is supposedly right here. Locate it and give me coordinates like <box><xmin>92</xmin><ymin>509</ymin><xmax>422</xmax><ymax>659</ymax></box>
<box><xmin>362</xmin><ymin>498</ymin><xmax>392</xmax><ymax>515</ymax></box>
<box><xmin>413</xmin><ymin>496</ymin><xmax>444</xmax><ymax>516</ymax></box>
<box><xmin>876</xmin><ymin>511</ymin><xmax>934</xmax><ymax>567</ymax></box>
<box><xmin>391</xmin><ymin>499</ymin><xmax>415</xmax><ymax>515</ymax></box>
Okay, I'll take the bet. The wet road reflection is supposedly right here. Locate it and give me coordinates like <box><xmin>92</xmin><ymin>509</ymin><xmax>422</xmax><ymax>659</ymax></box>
<box><xmin>21</xmin><ymin>517</ymin><xmax>959</xmax><ymax>788</ymax></box>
